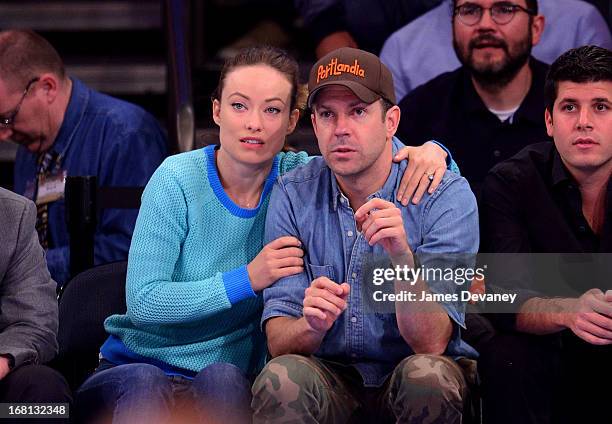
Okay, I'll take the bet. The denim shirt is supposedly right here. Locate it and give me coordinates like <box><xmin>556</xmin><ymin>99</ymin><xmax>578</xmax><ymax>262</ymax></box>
<box><xmin>263</xmin><ymin>137</ymin><xmax>479</xmax><ymax>387</ymax></box>
<box><xmin>14</xmin><ymin>78</ymin><xmax>167</xmax><ymax>284</ymax></box>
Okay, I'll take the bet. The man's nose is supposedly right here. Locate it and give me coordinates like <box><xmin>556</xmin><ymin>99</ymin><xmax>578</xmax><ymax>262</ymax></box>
<box><xmin>334</xmin><ymin>113</ymin><xmax>350</xmax><ymax>136</ymax></box>
<box><xmin>477</xmin><ymin>8</ymin><xmax>497</xmax><ymax>30</ymax></box>
<box><xmin>576</xmin><ymin>107</ymin><xmax>593</xmax><ymax>130</ymax></box>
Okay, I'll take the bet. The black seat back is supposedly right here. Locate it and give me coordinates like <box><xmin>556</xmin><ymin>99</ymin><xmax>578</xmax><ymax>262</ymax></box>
<box><xmin>54</xmin><ymin>261</ymin><xmax>128</xmax><ymax>390</ymax></box>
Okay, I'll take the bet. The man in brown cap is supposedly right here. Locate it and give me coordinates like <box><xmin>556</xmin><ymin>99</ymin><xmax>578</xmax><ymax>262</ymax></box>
<box><xmin>251</xmin><ymin>47</ymin><xmax>479</xmax><ymax>423</ymax></box>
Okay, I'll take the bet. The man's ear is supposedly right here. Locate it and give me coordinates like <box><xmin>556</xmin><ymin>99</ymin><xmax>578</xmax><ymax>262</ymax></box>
<box><xmin>38</xmin><ymin>73</ymin><xmax>59</xmax><ymax>104</ymax></box>
<box><xmin>385</xmin><ymin>105</ymin><xmax>401</xmax><ymax>140</ymax></box>
<box><xmin>310</xmin><ymin>110</ymin><xmax>319</xmax><ymax>137</ymax></box>
<box><xmin>544</xmin><ymin>107</ymin><xmax>554</xmax><ymax>138</ymax></box>
<box><xmin>531</xmin><ymin>14</ymin><xmax>545</xmax><ymax>46</ymax></box>
<box><xmin>212</xmin><ymin>98</ymin><xmax>221</xmax><ymax>126</ymax></box>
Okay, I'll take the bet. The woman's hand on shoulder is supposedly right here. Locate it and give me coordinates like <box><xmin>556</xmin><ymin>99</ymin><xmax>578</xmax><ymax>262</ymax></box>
<box><xmin>394</xmin><ymin>141</ymin><xmax>448</xmax><ymax>205</ymax></box>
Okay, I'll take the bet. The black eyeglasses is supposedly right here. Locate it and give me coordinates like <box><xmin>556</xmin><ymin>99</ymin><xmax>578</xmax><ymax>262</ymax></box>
<box><xmin>0</xmin><ymin>77</ymin><xmax>40</xmax><ymax>129</ymax></box>
<box><xmin>454</xmin><ymin>2</ymin><xmax>535</xmax><ymax>26</ymax></box>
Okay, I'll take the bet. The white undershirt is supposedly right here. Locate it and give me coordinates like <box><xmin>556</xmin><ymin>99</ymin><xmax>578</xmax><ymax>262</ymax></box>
<box><xmin>488</xmin><ymin>105</ymin><xmax>520</xmax><ymax>123</ymax></box>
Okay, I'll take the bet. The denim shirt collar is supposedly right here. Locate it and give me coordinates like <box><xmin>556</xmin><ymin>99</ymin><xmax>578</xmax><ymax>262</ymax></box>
<box><xmin>331</xmin><ymin>137</ymin><xmax>403</xmax><ymax>211</ymax></box>
<box><xmin>52</xmin><ymin>77</ymin><xmax>90</xmax><ymax>160</ymax></box>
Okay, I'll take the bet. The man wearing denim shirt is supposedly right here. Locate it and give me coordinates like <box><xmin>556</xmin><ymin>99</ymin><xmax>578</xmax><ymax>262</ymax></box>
<box><xmin>252</xmin><ymin>47</ymin><xmax>479</xmax><ymax>423</ymax></box>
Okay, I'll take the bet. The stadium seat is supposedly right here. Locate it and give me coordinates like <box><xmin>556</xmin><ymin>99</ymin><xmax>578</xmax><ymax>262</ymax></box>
<box><xmin>53</xmin><ymin>261</ymin><xmax>127</xmax><ymax>391</ymax></box>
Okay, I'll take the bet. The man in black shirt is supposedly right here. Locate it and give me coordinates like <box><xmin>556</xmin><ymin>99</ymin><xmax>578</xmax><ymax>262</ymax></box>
<box><xmin>480</xmin><ymin>46</ymin><xmax>612</xmax><ymax>424</ymax></box>
<box><xmin>397</xmin><ymin>0</ymin><xmax>548</xmax><ymax>196</ymax></box>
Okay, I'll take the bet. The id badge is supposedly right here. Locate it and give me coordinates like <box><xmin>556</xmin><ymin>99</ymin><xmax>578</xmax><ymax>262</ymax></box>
<box><xmin>36</xmin><ymin>170</ymin><xmax>67</xmax><ymax>205</ymax></box>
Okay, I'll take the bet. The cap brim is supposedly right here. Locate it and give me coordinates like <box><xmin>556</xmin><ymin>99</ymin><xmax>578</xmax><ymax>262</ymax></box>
<box><xmin>307</xmin><ymin>81</ymin><xmax>381</xmax><ymax>108</ymax></box>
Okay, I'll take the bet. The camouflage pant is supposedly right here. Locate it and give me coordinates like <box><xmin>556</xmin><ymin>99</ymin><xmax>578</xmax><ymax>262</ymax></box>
<box><xmin>251</xmin><ymin>354</ymin><xmax>468</xmax><ymax>424</ymax></box>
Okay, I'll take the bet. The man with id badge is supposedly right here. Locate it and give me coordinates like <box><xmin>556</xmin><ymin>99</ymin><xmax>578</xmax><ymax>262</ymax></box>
<box><xmin>0</xmin><ymin>30</ymin><xmax>167</xmax><ymax>285</ymax></box>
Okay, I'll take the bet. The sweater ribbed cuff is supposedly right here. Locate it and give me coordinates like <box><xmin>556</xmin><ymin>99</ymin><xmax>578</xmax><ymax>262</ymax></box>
<box><xmin>223</xmin><ymin>266</ymin><xmax>256</xmax><ymax>304</ymax></box>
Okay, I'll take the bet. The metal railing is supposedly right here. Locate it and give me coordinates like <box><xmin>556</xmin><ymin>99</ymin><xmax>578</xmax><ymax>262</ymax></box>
<box><xmin>64</xmin><ymin>176</ymin><xmax>143</xmax><ymax>278</ymax></box>
<box><xmin>165</xmin><ymin>0</ymin><xmax>195</xmax><ymax>153</ymax></box>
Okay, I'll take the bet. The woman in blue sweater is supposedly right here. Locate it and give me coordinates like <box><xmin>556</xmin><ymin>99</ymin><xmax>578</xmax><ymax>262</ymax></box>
<box><xmin>76</xmin><ymin>46</ymin><xmax>452</xmax><ymax>423</ymax></box>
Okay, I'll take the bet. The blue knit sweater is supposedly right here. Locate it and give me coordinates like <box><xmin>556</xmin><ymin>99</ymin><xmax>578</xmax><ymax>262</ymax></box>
<box><xmin>103</xmin><ymin>145</ymin><xmax>309</xmax><ymax>376</ymax></box>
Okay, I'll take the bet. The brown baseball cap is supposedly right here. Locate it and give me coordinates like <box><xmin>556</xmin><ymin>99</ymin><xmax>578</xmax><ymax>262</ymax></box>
<box><xmin>307</xmin><ymin>47</ymin><xmax>396</xmax><ymax>108</ymax></box>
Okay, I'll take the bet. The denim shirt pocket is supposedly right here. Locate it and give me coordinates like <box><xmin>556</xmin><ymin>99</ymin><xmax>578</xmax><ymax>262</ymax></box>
<box><xmin>307</xmin><ymin>263</ymin><xmax>336</xmax><ymax>282</ymax></box>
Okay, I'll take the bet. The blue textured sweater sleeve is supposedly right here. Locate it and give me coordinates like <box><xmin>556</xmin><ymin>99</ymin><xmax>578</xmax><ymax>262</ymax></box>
<box><xmin>125</xmin><ymin>164</ymin><xmax>237</xmax><ymax>326</ymax></box>
<box><xmin>222</xmin><ymin>265</ymin><xmax>256</xmax><ymax>304</ymax></box>
<box><xmin>278</xmin><ymin>150</ymin><xmax>312</xmax><ymax>175</ymax></box>
<box><xmin>393</xmin><ymin>138</ymin><xmax>461</xmax><ymax>180</ymax></box>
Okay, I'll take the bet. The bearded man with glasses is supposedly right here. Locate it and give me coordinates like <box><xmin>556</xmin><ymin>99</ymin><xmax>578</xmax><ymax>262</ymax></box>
<box><xmin>0</xmin><ymin>30</ymin><xmax>167</xmax><ymax>286</ymax></box>
<box><xmin>382</xmin><ymin>0</ymin><xmax>612</xmax><ymax>102</ymax></box>
<box><xmin>394</xmin><ymin>2</ymin><xmax>552</xmax><ymax>423</ymax></box>
<box><xmin>396</xmin><ymin>0</ymin><xmax>549</xmax><ymax>198</ymax></box>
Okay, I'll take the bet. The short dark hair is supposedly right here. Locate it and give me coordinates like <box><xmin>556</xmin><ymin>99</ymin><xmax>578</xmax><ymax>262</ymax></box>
<box><xmin>451</xmin><ymin>0</ymin><xmax>538</xmax><ymax>16</ymax></box>
<box><xmin>212</xmin><ymin>45</ymin><xmax>305</xmax><ymax>111</ymax></box>
<box><xmin>544</xmin><ymin>45</ymin><xmax>612</xmax><ymax>113</ymax></box>
<box><xmin>0</xmin><ymin>30</ymin><xmax>65</xmax><ymax>91</ymax></box>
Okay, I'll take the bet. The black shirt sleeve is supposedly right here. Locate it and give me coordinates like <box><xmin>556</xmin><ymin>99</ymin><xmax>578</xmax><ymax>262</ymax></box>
<box><xmin>480</xmin><ymin>166</ymin><xmax>541</xmax><ymax>330</ymax></box>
